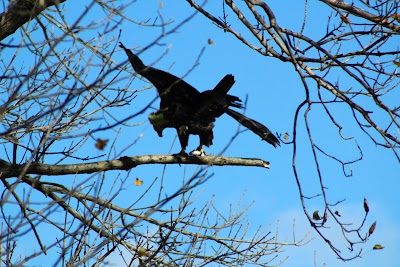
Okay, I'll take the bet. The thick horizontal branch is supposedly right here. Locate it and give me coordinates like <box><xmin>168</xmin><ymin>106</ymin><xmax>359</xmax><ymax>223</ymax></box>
<box><xmin>0</xmin><ymin>155</ymin><xmax>270</xmax><ymax>178</ymax></box>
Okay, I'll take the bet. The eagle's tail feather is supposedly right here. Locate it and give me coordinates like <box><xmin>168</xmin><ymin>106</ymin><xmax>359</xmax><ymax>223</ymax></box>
<box><xmin>226</xmin><ymin>109</ymin><xmax>280</xmax><ymax>147</ymax></box>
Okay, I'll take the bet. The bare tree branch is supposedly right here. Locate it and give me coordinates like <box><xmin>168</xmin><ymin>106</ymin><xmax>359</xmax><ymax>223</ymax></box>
<box><xmin>0</xmin><ymin>155</ymin><xmax>270</xmax><ymax>178</ymax></box>
<box><xmin>0</xmin><ymin>0</ymin><xmax>66</xmax><ymax>41</ymax></box>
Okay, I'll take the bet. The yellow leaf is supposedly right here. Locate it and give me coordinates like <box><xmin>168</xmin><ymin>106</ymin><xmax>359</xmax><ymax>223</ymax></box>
<box><xmin>284</xmin><ymin>132</ymin><xmax>289</xmax><ymax>140</ymax></box>
<box><xmin>134</xmin><ymin>178</ymin><xmax>144</xmax><ymax>186</ymax></box>
<box><xmin>393</xmin><ymin>61</ymin><xmax>400</xmax><ymax>67</ymax></box>
<box><xmin>137</xmin><ymin>247</ymin><xmax>150</xmax><ymax>257</ymax></box>
<box><xmin>95</xmin><ymin>138</ymin><xmax>108</xmax><ymax>150</ymax></box>
<box><xmin>373</xmin><ymin>244</ymin><xmax>384</xmax><ymax>250</ymax></box>
<box><xmin>341</xmin><ymin>14</ymin><xmax>351</xmax><ymax>24</ymax></box>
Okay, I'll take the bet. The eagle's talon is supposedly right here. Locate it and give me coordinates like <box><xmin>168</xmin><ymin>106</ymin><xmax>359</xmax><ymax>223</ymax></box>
<box><xmin>190</xmin><ymin>148</ymin><xmax>206</xmax><ymax>156</ymax></box>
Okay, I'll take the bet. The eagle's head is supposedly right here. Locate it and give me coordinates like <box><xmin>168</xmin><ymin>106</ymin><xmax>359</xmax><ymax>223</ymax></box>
<box><xmin>149</xmin><ymin>112</ymin><xmax>168</xmax><ymax>137</ymax></box>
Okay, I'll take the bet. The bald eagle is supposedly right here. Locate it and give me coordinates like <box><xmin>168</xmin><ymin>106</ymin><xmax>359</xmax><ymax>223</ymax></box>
<box><xmin>120</xmin><ymin>42</ymin><xmax>279</xmax><ymax>156</ymax></box>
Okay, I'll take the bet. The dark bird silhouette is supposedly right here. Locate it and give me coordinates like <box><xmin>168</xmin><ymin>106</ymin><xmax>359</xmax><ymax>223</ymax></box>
<box><xmin>120</xmin><ymin>42</ymin><xmax>280</xmax><ymax>156</ymax></box>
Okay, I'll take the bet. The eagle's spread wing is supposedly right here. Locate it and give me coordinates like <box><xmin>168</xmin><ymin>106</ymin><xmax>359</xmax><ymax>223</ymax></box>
<box><xmin>119</xmin><ymin>43</ymin><xmax>200</xmax><ymax>105</ymax></box>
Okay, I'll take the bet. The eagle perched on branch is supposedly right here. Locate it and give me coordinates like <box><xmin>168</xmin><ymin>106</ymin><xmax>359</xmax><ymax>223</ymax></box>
<box><xmin>120</xmin><ymin>42</ymin><xmax>280</xmax><ymax>156</ymax></box>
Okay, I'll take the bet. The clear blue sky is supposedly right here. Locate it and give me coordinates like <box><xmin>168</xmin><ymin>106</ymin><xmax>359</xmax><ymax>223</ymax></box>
<box><xmin>4</xmin><ymin>1</ymin><xmax>399</xmax><ymax>266</ymax></box>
